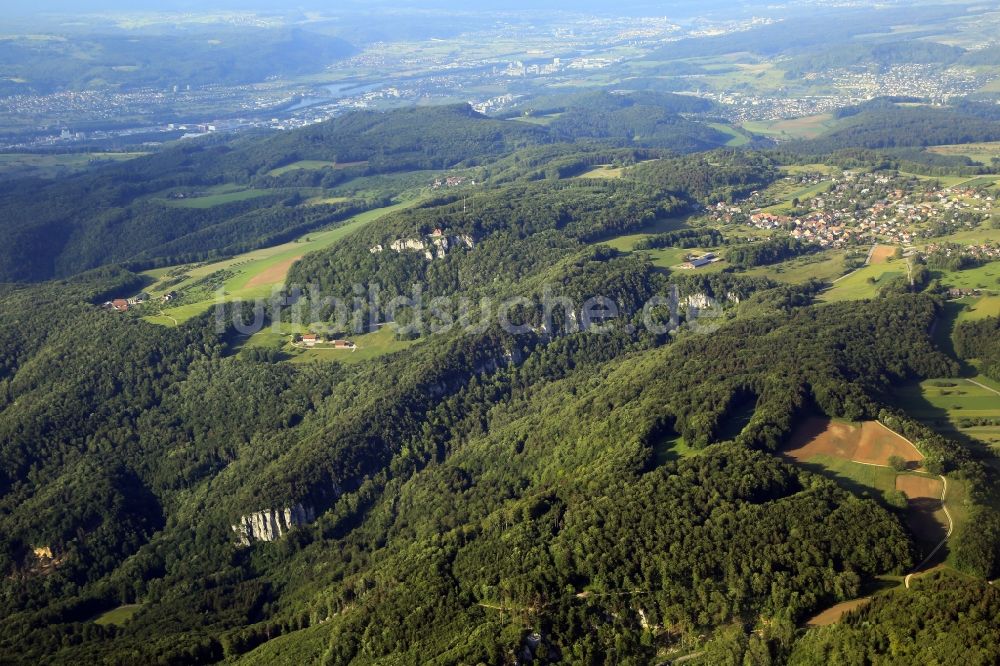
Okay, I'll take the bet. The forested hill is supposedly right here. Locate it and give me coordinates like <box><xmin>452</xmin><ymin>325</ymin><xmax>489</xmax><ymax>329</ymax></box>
<box><xmin>0</xmin><ymin>239</ymin><xmax>995</xmax><ymax>663</ymax></box>
<box><xmin>787</xmin><ymin>102</ymin><xmax>1000</xmax><ymax>154</ymax></box>
<box><xmin>0</xmin><ymin>99</ymin><xmax>734</xmax><ymax>283</ymax></box>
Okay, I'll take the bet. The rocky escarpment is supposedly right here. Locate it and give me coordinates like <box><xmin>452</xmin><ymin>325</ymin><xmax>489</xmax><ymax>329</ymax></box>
<box><xmin>371</xmin><ymin>233</ymin><xmax>475</xmax><ymax>260</ymax></box>
<box><xmin>231</xmin><ymin>503</ymin><xmax>316</xmax><ymax>546</ymax></box>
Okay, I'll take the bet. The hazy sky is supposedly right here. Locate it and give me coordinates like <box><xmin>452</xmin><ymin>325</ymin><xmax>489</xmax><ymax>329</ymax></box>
<box><xmin>11</xmin><ymin>0</ymin><xmax>753</xmax><ymax>16</ymax></box>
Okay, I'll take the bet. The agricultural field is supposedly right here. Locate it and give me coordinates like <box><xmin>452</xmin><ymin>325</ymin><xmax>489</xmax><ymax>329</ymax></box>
<box><xmin>782</xmin><ymin>417</ymin><xmax>923</xmax><ymax>469</ymax></box>
<box><xmin>267</xmin><ymin>160</ymin><xmax>339</xmax><ymax>176</ymax></box>
<box><xmin>868</xmin><ymin>244</ymin><xmax>898</xmax><ymax>265</ymax></box>
<box><xmin>779</xmin><ymin>163</ymin><xmax>842</xmax><ymax>177</ymax></box>
<box><xmin>142</xmin><ymin>198</ymin><xmax>422</xmax><ymax>324</ymax></box>
<box><xmin>803</xmin><ymin>597</ymin><xmax>873</xmax><ymax>628</ymax></box>
<box><xmin>895</xmin><ymin>474</ymin><xmax>949</xmax><ymax>548</ymax></box>
<box><xmin>780</xmin><ymin>417</ymin><xmax>951</xmax><ymax>556</ymax></box>
<box><xmin>893</xmin><ymin>378</ymin><xmax>1000</xmax><ymax>455</ymax></box>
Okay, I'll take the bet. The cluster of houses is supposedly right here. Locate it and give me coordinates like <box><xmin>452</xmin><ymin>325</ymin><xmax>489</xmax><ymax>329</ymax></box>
<box><xmin>103</xmin><ymin>292</ymin><xmax>149</xmax><ymax>313</ymax></box>
<box><xmin>707</xmin><ymin>171</ymin><xmax>995</xmax><ymax>249</ymax></box>
<box><xmin>298</xmin><ymin>333</ymin><xmax>356</xmax><ymax>350</ymax></box>
<box><xmin>946</xmin><ymin>287</ymin><xmax>984</xmax><ymax>299</ymax></box>
<box><xmin>924</xmin><ymin>242</ymin><xmax>1000</xmax><ymax>261</ymax></box>
<box><xmin>432</xmin><ymin>176</ymin><xmax>474</xmax><ymax>189</ymax></box>
<box><xmin>103</xmin><ymin>291</ymin><xmax>177</xmax><ymax>313</ymax></box>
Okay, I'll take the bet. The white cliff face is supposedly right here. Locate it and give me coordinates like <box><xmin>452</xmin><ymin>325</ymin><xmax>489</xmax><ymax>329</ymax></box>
<box><xmin>382</xmin><ymin>234</ymin><xmax>476</xmax><ymax>260</ymax></box>
<box><xmin>231</xmin><ymin>503</ymin><xmax>316</xmax><ymax>546</ymax></box>
<box><xmin>682</xmin><ymin>293</ymin><xmax>717</xmax><ymax>310</ymax></box>
<box><xmin>389</xmin><ymin>238</ymin><xmax>427</xmax><ymax>253</ymax></box>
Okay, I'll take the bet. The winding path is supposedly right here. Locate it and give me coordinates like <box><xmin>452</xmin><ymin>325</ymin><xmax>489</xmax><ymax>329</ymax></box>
<box><xmin>860</xmin><ymin>423</ymin><xmax>955</xmax><ymax>589</ymax></box>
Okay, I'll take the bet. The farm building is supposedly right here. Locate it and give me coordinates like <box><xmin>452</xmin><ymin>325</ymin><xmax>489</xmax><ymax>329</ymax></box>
<box><xmin>684</xmin><ymin>252</ymin><xmax>717</xmax><ymax>269</ymax></box>
<box><xmin>301</xmin><ymin>333</ymin><xmax>318</xmax><ymax>346</ymax></box>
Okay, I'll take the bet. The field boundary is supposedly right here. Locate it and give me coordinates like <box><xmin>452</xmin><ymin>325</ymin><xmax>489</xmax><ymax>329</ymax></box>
<box><xmin>831</xmin><ymin>243</ymin><xmax>877</xmax><ymax>284</ymax></box>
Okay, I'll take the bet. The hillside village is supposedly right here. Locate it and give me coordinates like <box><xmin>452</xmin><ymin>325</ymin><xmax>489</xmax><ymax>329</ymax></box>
<box><xmin>706</xmin><ymin>170</ymin><xmax>997</xmax><ymax>249</ymax></box>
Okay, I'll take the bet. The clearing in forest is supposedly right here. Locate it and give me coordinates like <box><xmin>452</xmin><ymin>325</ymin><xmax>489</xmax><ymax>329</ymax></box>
<box><xmin>896</xmin><ymin>474</ymin><xmax>948</xmax><ymax>546</ymax></box>
<box><xmin>782</xmin><ymin>417</ymin><xmax>922</xmax><ymax>468</ymax></box>
<box><xmin>803</xmin><ymin>597</ymin><xmax>872</xmax><ymax>627</ymax></box>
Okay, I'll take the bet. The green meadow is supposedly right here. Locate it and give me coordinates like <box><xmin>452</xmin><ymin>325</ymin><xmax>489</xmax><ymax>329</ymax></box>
<box><xmin>143</xmin><ymin>199</ymin><xmax>422</xmax><ymax>324</ymax></box>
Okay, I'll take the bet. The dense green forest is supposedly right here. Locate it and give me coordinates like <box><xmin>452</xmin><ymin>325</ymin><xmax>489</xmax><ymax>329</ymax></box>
<box><xmin>954</xmin><ymin>316</ymin><xmax>1000</xmax><ymax>381</ymax></box>
<box><xmin>0</xmin><ymin>99</ymin><xmax>741</xmax><ymax>283</ymax></box>
<box><xmin>0</xmin><ymin>98</ymin><xmax>998</xmax><ymax>665</ymax></box>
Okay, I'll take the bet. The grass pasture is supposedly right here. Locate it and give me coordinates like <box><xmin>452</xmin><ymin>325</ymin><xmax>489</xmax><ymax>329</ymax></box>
<box><xmin>957</xmin><ymin>294</ymin><xmax>1000</xmax><ymax>321</ymax></box>
<box><xmin>926</xmin><ymin>141</ymin><xmax>1000</xmax><ymax>166</ymax></box>
<box><xmin>160</xmin><ymin>184</ymin><xmax>273</xmax><ymax>209</ymax></box>
<box><xmin>760</xmin><ymin>180</ymin><xmax>833</xmax><ymax>215</ymax></box>
<box><xmin>742</xmin><ymin>113</ymin><xmax>838</xmax><ymax>141</ymax></box>
<box><xmin>707</xmin><ymin>122</ymin><xmax>750</xmax><ymax>147</ymax></box>
<box><xmin>289</xmin><ymin>325</ymin><xmax>421</xmax><ymax>365</ymax></box>
<box><xmin>893</xmin><ymin>378</ymin><xmax>1000</xmax><ymax>454</ymax></box>
<box><xmin>239</xmin><ymin>322</ymin><xmax>422</xmax><ymax>365</ymax></box>
<box><xmin>577</xmin><ymin>164</ymin><xmax>626</xmax><ymax>179</ymax></box>
<box><xmin>931</xmin><ymin>259</ymin><xmax>1000</xmax><ymax>293</ymax></box>
<box><xmin>741</xmin><ymin>250</ymin><xmax>849</xmax><ymax>285</ymax></box>
<box><xmin>821</xmin><ymin>263</ymin><xmax>903</xmax><ymax>302</ymax></box>
<box><xmin>267</xmin><ymin>160</ymin><xmax>338</xmax><ymax>176</ymax></box>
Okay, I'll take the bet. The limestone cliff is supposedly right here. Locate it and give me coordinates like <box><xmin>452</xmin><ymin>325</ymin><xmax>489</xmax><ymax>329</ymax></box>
<box><xmin>231</xmin><ymin>503</ymin><xmax>316</xmax><ymax>546</ymax></box>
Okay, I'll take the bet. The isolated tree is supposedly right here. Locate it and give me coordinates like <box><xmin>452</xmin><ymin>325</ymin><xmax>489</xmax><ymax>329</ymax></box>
<box><xmin>888</xmin><ymin>455</ymin><xmax>908</xmax><ymax>472</ymax></box>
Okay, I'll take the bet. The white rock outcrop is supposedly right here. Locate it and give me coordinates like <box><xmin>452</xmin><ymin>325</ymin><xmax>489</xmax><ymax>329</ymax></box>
<box><xmin>231</xmin><ymin>503</ymin><xmax>316</xmax><ymax>546</ymax></box>
<box><xmin>382</xmin><ymin>234</ymin><xmax>476</xmax><ymax>260</ymax></box>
